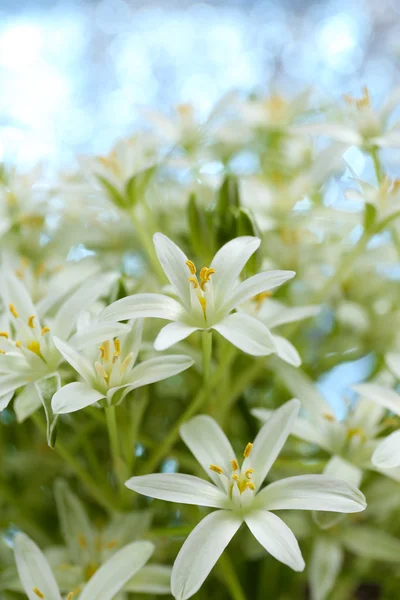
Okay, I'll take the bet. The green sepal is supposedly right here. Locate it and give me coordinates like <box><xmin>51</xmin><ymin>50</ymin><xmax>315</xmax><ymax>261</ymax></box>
<box><xmin>35</xmin><ymin>372</ymin><xmax>61</xmax><ymax>448</ymax></box>
<box><xmin>96</xmin><ymin>175</ymin><xmax>127</xmax><ymax>209</ymax></box>
<box><xmin>125</xmin><ymin>166</ymin><xmax>156</xmax><ymax>208</ymax></box>
<box><xmin>363</xmin><ymin>202</ymin><xmax>378</xmax><ymax>230</ymax></box>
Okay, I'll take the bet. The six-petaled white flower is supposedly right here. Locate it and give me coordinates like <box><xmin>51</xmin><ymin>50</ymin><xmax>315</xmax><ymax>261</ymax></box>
<box><xmin>100</xmin><ymin>233</ymin><xmax>295</xmax><ymax>356</ymax></box>
<box><xmin>126</xmin><ymin>399</ymin><xmax>366</xmax><ymax>600</ymax></box>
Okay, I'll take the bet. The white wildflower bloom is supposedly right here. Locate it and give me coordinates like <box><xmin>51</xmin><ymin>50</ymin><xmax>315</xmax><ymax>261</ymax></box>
<box><xmin>51</xmin><ymin>319</ymin><xmax>194</xmax><ymax>414</ymax></box>
<box><xmin>13</xmin><ymin>531</ymin><xmax>156</xmax><ymax>600</ymax></box>
<box><xmin>100</xmin><ymin>233</ymin><xmax>295</xmax><ymax>356</ymax></box>
<box><xmin>0</xmin><ymin>269</ymin><xmax>124</xmax><ymax>413</ymax></box>
<box><xmin>239</xmin><ymin>297</ymin><xmax>320</xmax><ymax>366</ymax></box>
<box><xmin>353</xmin><ymin>383</ymin><xmax>400</xmax><ymax>470</ymax></box>
<box><xmin>126</xmin><ymin>400</ymin><xmax>366</xmax><ymax>600</ymax></box>
<box><xmin>253</xmin><ymin>374</ymin><xmax>400</xmax><ymax>485</ymax></box>
<box><xmin>239</xmin><ymin>90</ymin><xmax>311</xmax><ymax>131</ymax></box>
<box><xmin>291</xmin><ymin>86</ymin><xmax>400</xmax><ymax>149</ymax></box>
<box><xmin>345</xmin><ymin>176</ymin><xmax>400</xmax><ymax>221</ymax></box>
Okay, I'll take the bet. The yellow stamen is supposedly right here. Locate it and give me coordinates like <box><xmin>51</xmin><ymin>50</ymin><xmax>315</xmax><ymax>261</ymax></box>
<box><xmin>77</xmin><ymin>533</ymin><xmax>87</xmax><ymax>549</ymax></box>
<box><xmin>104</xmin><ymin>539</ymin><xmax>118</xmax><ymax>549</ymax></box>
<box><xmin>120</xmin><ymin>352</ymin><xmax>133</xmax><ymax>373</ymax></box>
<box><xmin>9</xmin><ymin>303</ymin><xmax>19</xmax><ymax>318</ymax></box>
<box><xmin>243</xmin><ymin>442</ymin><xmax>253</xmax><ymax>458</ymax></box>
<box><xmin>245</xmin><ymin>468</ymin><xmax>255</xmax><ymax>479</ymax></box>
<box><xmin>102</xmin><ymin>340</ymin><xmax>111</xmax><ymax>362</ymax></box>
<box><xmin>41</xmin><ymin>326</ymin><xmax>50</xmax><ymax>335</ymax></box>
<box><xmin>209</xmin><ymin>464</ymin><xmax>223</xmax><ymax>474</ymax></box>
<box><xmin>343</xmin><ymin>86</ymin><xmax>370</xmax><ymax>109</ymax></box>
<box><xmin>253</xmin><ymin>291</ymin><xmax>273</xmax><ymax>310</ymax></box>
<box><xmin>114</xmin><ymin>338</ymin><xmax>120</xmax><ymax>357</ymax></box>
<box><xmin>232</xmin><ymin>473</ymin><xmax>239</xmax><ymax>481</ymax></box>
<box><xmin>33</xmin><ymin>589</ymin><xmax>45</xmax><ymax>599</ymax></box>
<box><xmin>188</xmin><ymin>276</ymin><xmax>198</xmax><ymax>289</ymax></box>
<box><xmin>186</xmin><ymin>259</ymin><xmax>196</xmax><ymax>274</ymax></box>
<box><xmin>99</xmin><ymin>345</ymin><xmax>105</xmax><ymax>359</ymax></box>
<box><xmin>0</xmin><ymin>331</ymin><xmax>9</xmax><ymax>338</ymax></box>
<box><xmin>199</xmin><ymin>267</ymin><xmax>215</xmax><ymax>291</ymax></box>
<box><xmin>0</xmin><ymin>349</ymin><xmax>5</xmax><ymax>354</ymax></box>
<box><xmin>230</xmin><ymin>459</ymin><xmax>239</xmax><ymax>471</ymax></box>
<box><xmin>199</xmin><ymin>296</ymin><xmax>207</xmax><ymax>318</ymax></box>
<box><xmin>27</xmin><ymin>341</ymin><xmax>41</xmax><ymax>355</ymax></box>
<box><xmin>67</xmin><ymin>593</ymin><xmax>74</xmax><ymax>600</ymax></box>
<box><xmin>95</xmin><ymin>362</ymin><xmax>109</xmax><ymax>381</ymax></box>
<box><xmin>84</xmin><ymin>561</ymin><xmax>99</xmax><ymax>580</ymax></box>
<box><xmin>245</xmin><ymin>481</ymin><xmax>255</xmax><ymax>491</ymax></box>
<box><xmin>347</xmin><ymin>427</ymin><xmax>365</xmax><ymax>440</ymax></box>
<box><xmin>323</xmin><ymin>413</ymin><xmax>335</xmax><ymax>422</ymax></box>
<box><xmin>28</xmin><ymin>315</ymin><xmax>35</xmax><ymax>328</ymax></box>
<box><xmin>15</xmin><ymin>340</ymin><xmax>22</xmax><ymax>348</ymax></box>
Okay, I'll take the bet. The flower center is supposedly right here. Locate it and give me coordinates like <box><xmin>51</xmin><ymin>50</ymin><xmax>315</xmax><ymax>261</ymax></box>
<box><xmin>186</xmin><ymin>259</ymin><xmax>215</xmax><ymax>319</ymax></box>
<box><xmin>343</xmin><ymin>86</ymin><xmax>371</xmax><ymax>110</ymax></box>
<box><xmin>3</xmin><ymin>305</ymin><xmax>50</xmax><ymax>359</ymax></box>
<box><xmin>209</xmin><ymin>441</ymin><xmax>256</xmax><ymax>496</ymax></box>
<box><xmin>95</xmin><ymin>338</ymin><xmax>133</xmax><ymax>387</ymax></box>
<box><xmin>33</xmin><ymin>589</ymin><xmax>74</xmax><ymax>600</ymax></box>
<box><xmin>252</xmin><ymin>291</ymin><xmax>273</xmax><ymax>311</ymax></box>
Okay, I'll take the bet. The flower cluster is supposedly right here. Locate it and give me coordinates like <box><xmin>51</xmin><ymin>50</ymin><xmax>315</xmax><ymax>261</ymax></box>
<box><xmin>2</xmin><ymin>86</ymin><xmax>400</xmax><ymax>600</ymax></box>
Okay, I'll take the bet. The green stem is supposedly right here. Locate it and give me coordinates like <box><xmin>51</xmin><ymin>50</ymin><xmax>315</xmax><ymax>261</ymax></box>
<box><xmin>202</xmin><ymin>330</ymin><xmax>212</xmax><ymax>389</ymax></box>
<box><xmin>32</xmin><ymin>413</ymin><xmax>116</xmax><ymax>513</ymax></box>
<box><xmin>218</xmin><ymin>554</ymin><xmax>246</xmax><ymax>600</ymax></box>
<box><xmin>217</xmin><ymin>358</ymin><xmax>266</xmax><ymax>423</ymax></box>
<box><xmin>370</xmin><ymin>146</ymin><xmax>382</xmax><ymax>184</ymax></box>
<box><xmin>105</xmin><ymin>406</ymin><xmax>126</xmax><ymax>492</ymax></box>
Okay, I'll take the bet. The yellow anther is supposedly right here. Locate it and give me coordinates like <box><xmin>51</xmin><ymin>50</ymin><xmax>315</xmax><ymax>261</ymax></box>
<box><xmin>245</xmin><ymin>468</ymin><xmax>255</xmax><ymax>479</ymax></box>
<box><xmin>99</xmin><ymin>345</ymin><xmax>105</xmax><ymax>359</ymax></box>
<box><xmin>323</xmin><ymin>413</ymin><xmax>335</xmax><ymax>422</ymax></box>
<box><xmin>15</xmin><ymin>340</ymin><xmax>22</xmax><ymax>348</ymax></box>
<box><xmin>102</xmin><ymin>340</ymin><xmax>111</xmax><ymax>361</ymax></box>
<box><xmin>28</xmin><ymin>315</ymin><xmax>35</xmax><ymax>328</ymax></box>
<box><xmin>9</xmin><ymin>303</ymin><xmax>19</xmax><ymax>318</ymax></box>
<box><xmin>347</xmin><ymin>427</ymin><xmax>365</xmax><ymax>440</ymax></box>
<box><xmin>232</xmin><ymin>473</ymin><xmax>239</xmax><ymax>481</ymax></box>
<box><xmin>245</xmin><ymin>481</ymin><xmax>255</xmax><ymax>491</ymax></box>
<box><xmin>199</xmin><ymin>267</ymin><xmax>215</xmax><ymax>291</ymax></box>
<box><xmin>77</xmin><ymin>533</ymin><xmax>87</xmax><ymax>549</ymax></box>
<box><xmin>0</xmin><ymin>332</ymin><xmax>9</xmax><ymax>338</ymax></box>
<box><xmin>84</xmin><ymin>561</ymin><xmax>99</xmax><ymax>580</ymax></box>
<box><xmin>343</xmin><ymin>86</ymin><xmax>370</xmax><ymax>109</ymax></box>
<box><xmin>199</xmin><ymin>267</ymin><xmax>209</xmax><ymax>280</ymax></box>
<box><xmin>27</xmin><ymin>341</ymin><xmax>41</xmax><ymax>356</ymax></box>
<box><xmin>231</xmin><ymin>459</ymin><xmax>239</xmax><ymax>471</ymax></box>
<box><xmin>188</xmin><ymin>276</ymin><xmax>199</xmax><ymax>289</ymax></box>
<box><xmin>67</xmin><ymin>593</ymin><xmax>74</xmax><ymax>600</ymax></box>
<box><xmin>114</xmin><ymin>339</ymin><xmax>120</xmax><ymax>356</ymax></box>
<box><xmin>186</xmin><ymin>259</ymin><xmax>197</xmax><ymax>274</ymax></box>
<box><xmin>209</xmin><ymin>464</ymin><xmax>223</xmax><ymax>474</ymax></box>
<box><xmin>0</xmin><ymin>349</ymin><xmax>5</xmax><ymax>354</ymax></box>
<box><xmin>41</xmin><ymin>327</ymin><xmax>50</xmax><ymax>335</ymax></box>
<box><xmin>253</xmin><ymin>291</ymin><xmax>273</xmax><ymax>310</ymax></box>
<box><xmin>95</xmin><ymin>362</ymin><xmax>109</xmax><ymax>381</ymax></box>
<box><xmin>33</xmin><ymin>589</ymin><xmax>45</xmax><ymax>599</ymax></box>
<box><xmin>104</xmin><ymin>539</ymin><xmax>118</xmax><ymax>549</ymax></box>
<box><xmin>243</xmin><ymin>442</ymin><xmax>253</xmax><ymax>458</ymax></box>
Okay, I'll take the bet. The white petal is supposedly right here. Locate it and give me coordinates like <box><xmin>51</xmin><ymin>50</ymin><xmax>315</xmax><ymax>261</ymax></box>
<box><xmin>245</xmin><ymin>510</ymin><xmax>305</xmax><ymax>572</ymax></box>
<box><xmin>14</xmin><ymin>383</ymin><xmax>42</xmax><ymax>422</ymax></box>
<box><xmin>274</xmin><ymin>362</ymin><xmax>333</xmax><ymax>418</ymax></box>
<box><xmin>14</xmin><ymin>532</ymin><xmax>62</xmax><ymax>600</ymax></box>
<box><xmin>255</xmin><ymin>475</ymin><xmax>366</xmax><ymax>512</ymax></box>
<box><xmin>0</xmin><ymin>374</ymin><xmax>31</xmax><ymax>397</ymax></box>
<box><xmin>79</xmin><ymin>540</ymin><xmax>154</xmax><ymax>600</ymax></box>
<box><xmin>323</xmin><ymin>455</ymin><xmax>363</xmax><ymax>488</ymax></box>
<box><xmin>154</xmin><ymin>322</ymin><xmax>198</xmax><ymax>350</ymax></box>
<box><xmin>273</xmin><ymin>335</ymin><xmax>301</xmax><ymax>366</ymax></box>
<box><xmin>290</xmin><ymin>123</ymin><xmax>362</xmax><ymax>145</ymax></box>
<box><xmin>210</xmin><ymin>236</ymin><xmax>260</xmax><ymax>303</ymax></box>
<box><xmin>372</xmin><ymin>431</ymin><xmax>400</xmax><ymax>468</ymax></box>
<box><xmin>223</xmin><ymin>270</ymin><xmax>295</xmax><ymax>312</ymax></box>
<box><xmin>69</xmin><ymin>322</ymin><xmax>131</xmax><ymax>349</ymax></box>
<box><xmin>125</xmin><ymin>473</ymin><xmax>229</xmax><ymax>508</ymax></box>
<box><xmin>3</xmin><ymin>271</ymin><xmax>37</xmax><ymax>323</ymax></box>
<box><xmin>353</xmin><ymin>383</ymin><xmax>400</xmax><ymax>416</ymax></box>
<box><xmin>309</xmin><ymin>538</ymin><xmax>343</xmax><ymax>600</ymax></box>
<box><xmin>373</xmin><ymin>130</ymin><xmax>400</xmax><ymax>148</ymax></box>
<box><xmin>127</xmin><ymin>355</ymin><xmax>194</xmax><ymax>389</ymax></box>
<box><xmin>120</xmin><ymin>318</ymin><xmax>143</xmax><ymax>365</ymax></box>
<box><xmin>171</xmin><ymin>511</ymin><xmax>241</xmax><ymax>600</ymax></box>
<box><xmin>212</xmin><ymin>312</ymin><xmax>276</xmax><ymax>356</ymax></box>
<box><xmin>386</xmin><ymin>352</ymin><xmax>400</xmax><ymax>379</ymax></box>
<box><xmin>340</xmin><ymin>525</ymin><xmax>400</xmax><ymax>562</ymax></box>
<box><xmin>180</xmin><ymin>414</ymin><xmax>237</xmax><ymax>486</ymax></box>
<box><xmin>262</xmin><ymin>304</ymin><xmax>320</xmax><ymax>329</ymax></box>
<box><xmin>0</xmin><ymin>354</ymin><xmax>31</xmax><ymax>373</ymax></box>
<box><xmin>52</xmin><ymin>336</ymin><xmax>94</xmax><ymax>382</ymax></box>
<box><xmin>250</xmin><ymin>399</ymin><xmax>300</xmax><ymax>490</ymax></box>
<box><xmin>0</xmin><ymin>390</ymin><xmax>14</xmax><ymax>411</ymax></box>
<box><xmin>53</xmin><ymin>271</ymin><xmax>119</xmax><ymax>339</ymax></box>
<box><xmin>125</xmin><ymin>564</ymin><xmax>172</xmax><ymax>594</ymax></box>
<box><xmin>153</xmin><ymin>233</ymin><xmax>191</xmax><ymax>308</ymax></box>
<box><xmin>100</xmin><ymin>293</ymin><xmax>183</xmax><ymax>322</ymax></box>
<box><xmin>52</xmin><ymin>382</ymin><xmax>105</xmax><ymax>414</ymax></box>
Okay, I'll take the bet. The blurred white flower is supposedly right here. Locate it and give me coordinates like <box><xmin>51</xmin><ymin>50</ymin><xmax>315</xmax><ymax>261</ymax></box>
<box><xmin>126</xmin><ymin>400</ymin><xmax>366</xmax><ymax>600</ymax></box>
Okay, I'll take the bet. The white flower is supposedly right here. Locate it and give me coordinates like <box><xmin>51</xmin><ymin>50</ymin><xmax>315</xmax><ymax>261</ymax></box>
<box><xmin>125</xmin><ymin>400</ymin><xmax>366</xmax><ymax>600</ymax></box>
<box><xmin>291</xmin><ymin>87</ymin><xmax>400</xmax><ymax>150</ymax></box>
<box><xmin>100</xmin><ymin>233</ymin><xmax>295</xmax><ymax>356</ymax></box>
<box><xmin>13</xmin><ymin>531</ymin><xmax>157</xmax><ymax>600</ymax></box>
<box><xmin>51</xmin><ymin>318</ymin><xmax>194</xmax><ymax>414</ymax></box>
<box><xmin>345</xmin><ymin>176</ymin><xmax>400</xmax><ymax>222</ymax></box>
<box><xmin>239</xmin><ymin>90</ymin><xmax>311</xmax><ymax>131</ymax></box>
<box><xmin>0</xmin><ymin>269</ymin><xmax>125</xmax><ymax>415</ymax></box>
<box><xmin>239</xmin><ymin>297</ymin><xmax>320</xmax><ymax>366</ymax></box>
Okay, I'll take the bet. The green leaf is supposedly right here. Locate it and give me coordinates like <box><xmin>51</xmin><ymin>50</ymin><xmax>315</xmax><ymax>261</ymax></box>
<box><xmin>54</xmin><ymin>479</ymin><xmax>95</xmax><ymax>565</ymax></box>
<box><xmin>35</xmin><ymin>372</ymin><xmax>61</xmax><ymax>448</ymax></box>
<box><xmin>125</xmin><ymin>166</ymin><xmax>156</xmax><ymax>208</ymax></box>
<box><xmin>236</xmin><ymin>208</ymin><xmax>261</xmax><ymax>276</ymax></box>
<box><xmin>187</xmin><ymin>194</ymin><xmax>215</xmax><ymax>260</ymax></box>
<box><xmin>96</xmin><ymin>175</ymin><xmax>127</xmax><ymax>209</ymax></box>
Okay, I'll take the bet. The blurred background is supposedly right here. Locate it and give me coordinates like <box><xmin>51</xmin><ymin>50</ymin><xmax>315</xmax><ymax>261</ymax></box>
<box><xmin>0</xmin><ymin>0</ymin><xmax>399</xmax><ymax>166</ymax></box>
